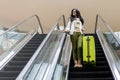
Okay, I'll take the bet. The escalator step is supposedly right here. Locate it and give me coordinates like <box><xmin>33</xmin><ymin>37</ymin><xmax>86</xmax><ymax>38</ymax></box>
<box><xmin>69</xmin><ymin>71</ymin><xmax>112</xmax><ymax>78</ymax></box>
<box><xmin>28</xmin><ymin>40</ymin><xmax>43</xmax><ymax>43</ymax></box>
<box><xmin>0</xmin><ymin>77</ymin><xmax>16</xmax><ymax>80</ymax></box>
<box><xmin>4</xmin><ymin>66</ymin><xmax>24</xmax><ymax>71</ymax></box>
<box><xmin>96</xmin><ymin>61</ymin><xmax>108</xmax><ymax>65</ymax></box>
<box><xmin>8</xmin><ymin>61</ymin><xmax>28</xmax><ymax>66</ymax></box>
<box><xmin>68</xmin><ymin>34</ymin><xmax>114</xmax><ymax>80</ymax></box>
<box><xmin>95</xmin><ymin>44</ymin><xmax>101</xmax><ymax>47</ymax></box>
<box><xmin>24</xmin><ymin>44</ymin><xmax>39</xmax><ymax>47</ymax></box>
<box><xmin>16</xmin><ymin>53</ymin><xmax>33</xmax><ymax>57</ymax></box>
<box><xmin>21</xmin><ymin>47</ymin><xmax>38</xmax><ymax>49</ymax></box>
<box><xmin>96</xmin><ymin>47</ymin><xmax>102</xmax><ymax>50</ymax></box>
<box><xmin>96</xmin><ymin>53</ymin><xmax>105</xmax><ymax>56</ymax></box>
<box><xmin>69</xmin><ymin>66</ymin><xmax>110</xmax><ymax>72</ymax></box>
<box><xmin>96</xmin><ymin>49</ymin><xmax>103</xmax><ymax>54</ymax></box>
<box><xmin>96</xmin><ymin>57</ymin><xmax>106</xmax><ymax>61</ymax></box>
<box><xmin>69</xmin><ymin>77</ymin><xmax>113</xmax><ymax>80</ymax></box>
<box><xmin>0</xmin><ymin>71</ymin><xmax>19</xmax><ymax>77</ymax></box>
<box><xmin>19</xmin><ymin>50</ymin><xmax>36</xmax><ymax>53</ymax></box>
<box><xmin>12</xmin><ymin>57</ymin><xmax>30</xmax><ymax>61</ymax></box>
<box><xmin>0</xmin><ymin>33</ymin><xmax>47</xmax><ymax>80</ymax></box>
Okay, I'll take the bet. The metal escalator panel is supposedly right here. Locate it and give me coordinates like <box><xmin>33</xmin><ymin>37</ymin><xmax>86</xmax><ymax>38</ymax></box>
<box><xmin>15</xmin><ymin>15</ymin><xmax>66</xmax><ymax>80</ymax></box>
<box><xmin>22</xmin><ymin>30</ymin><xmax>65</xmax><ymax>80</ymax></box>
<box><xmin>0</xmin><ymin>15</ymin><xmax>44</xmax><ymax>70</ymax></box>
<box><xmin>68</xmin><ymin>34</ymin><xmax>114</xmax><ymax>80</ymax></box>
<box><xmin>0</xmin><ymin>33</ymin><xmax>46</xmax><ymax>80</ymax></box>
<box><xmin>95</xmin><ymin>14</ymin><xmax>120</xmax><ymax>80</ymax></box>
<box><xmin>52</xmin><ymin>34</ymin><xmax>72</xmax><ymax>80</ymax></box>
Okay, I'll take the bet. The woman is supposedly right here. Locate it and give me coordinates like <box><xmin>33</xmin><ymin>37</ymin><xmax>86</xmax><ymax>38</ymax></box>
<box><xmin>65</xmin><ymin>9</ymin><xmax>84</xmax><ymax>67</ymax></box>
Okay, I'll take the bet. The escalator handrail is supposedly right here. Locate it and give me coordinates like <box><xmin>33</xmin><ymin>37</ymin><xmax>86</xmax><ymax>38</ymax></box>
<box><xmin>42</xmin><ymin>15</ymin><xmax>66</xmax><ymax>80</ymax></box>
<box><xmin>16</xmin><ymin>15</ymin><xmax>66</xmax><ymax>80</ymax></box>
<box><xmin>48</xmin><ymin>15</ymin><xmax>66</xmax><ymax>34</ymax></box>
<box><xmin>95</xmin><ymin>14</ymin><xmax>120</xmax><ymax>80</ymax></box>
<box><xmin>43</xmin><ymin>33</ymin><xmax>66</xmax><ymax>80</ymax></box>
<box><xmin>0</xmin><ymin>14</ymin><xmax>43</xmax><ymax>70</ymax></box>
<box><xmin>95</xmin><ymin>14</ymin><xmax>120</xmax><ymax>44</ymax></box>
<box><xmin>0</xmin><ymin>14</ymin><xmax>44</xmax><ymax>37</ymax></box>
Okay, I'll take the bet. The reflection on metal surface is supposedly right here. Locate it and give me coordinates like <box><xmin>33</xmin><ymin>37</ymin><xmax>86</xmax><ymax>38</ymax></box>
<box><xmin>26</xmin><ymin>31</ymin><xmax>65</xmax><ymax>80</ymax></box>
<box><xmin>52</xmin><ymin>34</ymin><xmax>72</xmax><ymax>80</ymax></box>
<box><xmin>96</xmin><ymin>14</ymin><xmax>120</xmax><ymax>80</ymax></box>
<box><xmin>0</xmin><ymin>15</ymin><xmax>43</xmax><ymax>72</ymax></box>
<box><xmin>35</xmin><ymin>31</ymin><xmax>64</xmax><ymax>63</ymax></box>
<box><xmin>16</xmin><ymin>15</ymin><xmax>66</xmax><ymax>80</ymax></box>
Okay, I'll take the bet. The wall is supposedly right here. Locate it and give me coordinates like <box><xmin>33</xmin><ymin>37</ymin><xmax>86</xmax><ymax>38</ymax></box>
<box><xmin>0</xmin><ymin>0</ymin><xmax>120</xmax><ymax>33</ymax></box>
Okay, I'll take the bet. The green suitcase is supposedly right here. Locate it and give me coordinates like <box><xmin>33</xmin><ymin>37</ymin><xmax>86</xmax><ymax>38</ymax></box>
<box><xmin>83</xmin><ymin>36</ymin><xmax>96</xmax><ymax>66</ymax></box>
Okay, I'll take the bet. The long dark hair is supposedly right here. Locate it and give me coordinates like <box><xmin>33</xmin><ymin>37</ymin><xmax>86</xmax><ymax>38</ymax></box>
<box><xmin>70</xmin><ymin>9</ymin><xmax>84</xmax><ymax>25</ymax></box>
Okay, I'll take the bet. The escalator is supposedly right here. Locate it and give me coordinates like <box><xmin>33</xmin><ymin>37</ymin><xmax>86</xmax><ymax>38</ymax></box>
<box><xmin>0</xmin><ymin>33</ymin><xmax>46</xmax><ymax>80</ymax></box>
<box><xmin>3</xmin><ymin>14</ymin><xmax>118</xmax><ymax>80</ymax></box>
<box><xmin>68</xmin><ymin>34</ymin><xmax>114</xmax><ymax>80</ymax></box>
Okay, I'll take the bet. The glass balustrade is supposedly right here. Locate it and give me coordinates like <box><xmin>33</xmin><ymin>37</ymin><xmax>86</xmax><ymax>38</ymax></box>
<box><xmin>0</xmin><ymin>15</ymin><xmax>43</xmax><ymax>64</ymax></box>
<box><xmin>16</xmin><ymin>15</ymin><xmax>66</xmax><ymax>80</ymax></box>
<box><xmin>52</xmin><ymin>35</ymin><xmax>72</xmax><ymax>80</ymax></box>
<box><xmin>95</xmin><ymin>15</ymin><xmax>120</xmax><ymax>79</ymax></box>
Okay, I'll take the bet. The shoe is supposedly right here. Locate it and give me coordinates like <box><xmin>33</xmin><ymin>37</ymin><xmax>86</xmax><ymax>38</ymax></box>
<box><xmin>74</xmin><ymin>64</ymin><xmax>78</xmax><ymax>68</ymax></box>
<box><xmin>74</xmin><ymin>60</ymin><xmax>78</xmax><ymax>68</ymax></box>
<box><xmin>77</xmin><ymin>59</ymin><xmax>82</xmax><ymax>67</ymax></box>
<box><xmin>77</xmin><ymin>64</ymin><xmax>83</xmax><ymax>67</ymax></box>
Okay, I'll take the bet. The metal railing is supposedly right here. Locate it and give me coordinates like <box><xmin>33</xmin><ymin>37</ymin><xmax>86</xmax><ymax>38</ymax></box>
<box><xmin>52</xmin><ymin>34</ymin><xmax>72</xmax><ymax>80</ymax></box>
<box><xmin>0</xmin><ymin>14</ymin><xmax>43</xmax><ymax>50</ymax></box>
<box><xmin>95</xmin><ymin>14</ymin><xmax>120</xmax><ymax>80</ymax></box>
<box><xmin>0</xmin><ymin>14</ymin><xmax>43</xmax><ymax>70</ymax></box>
<box><xmin>16</xmin><ymin>15</ymin><xmax>66</xmax><ymax>80</ymax></box>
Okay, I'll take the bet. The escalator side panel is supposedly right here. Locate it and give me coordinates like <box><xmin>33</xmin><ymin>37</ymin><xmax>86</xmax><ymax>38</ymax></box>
<box><xmin>0</xmin><ymin>33</ymin><xmax>46</xmax><ymax>80</ymax></box>
<box><xmin>68</xmin><ymin>34</ymin><xmax>114</xmax><ymax>80</ymax></box>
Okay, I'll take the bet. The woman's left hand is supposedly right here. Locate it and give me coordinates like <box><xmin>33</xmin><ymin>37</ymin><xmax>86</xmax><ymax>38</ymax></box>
<box><xmin>81</xmin><ymin>28</ymin><xmax>85</xmax><ymax>32</ymax></box>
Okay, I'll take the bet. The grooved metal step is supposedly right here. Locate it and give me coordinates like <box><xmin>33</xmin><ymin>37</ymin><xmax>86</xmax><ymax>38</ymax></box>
<box><xmin>68</xmin><ymin>34</ymin><xmax>114</xmax><ymax>80</ymax></box>
<box><xmin>0</xmin><ymin>33</ymin><xmax>47</xmax><ymax>80</ymax></box>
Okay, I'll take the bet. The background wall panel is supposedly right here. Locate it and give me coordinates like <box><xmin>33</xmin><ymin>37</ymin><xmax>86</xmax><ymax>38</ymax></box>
<box><xmin>0</xmin><ymin>0</ymin><xmax>119</xmax><ymax>33</ymax></box>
